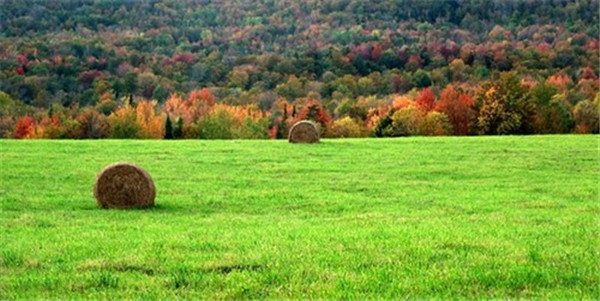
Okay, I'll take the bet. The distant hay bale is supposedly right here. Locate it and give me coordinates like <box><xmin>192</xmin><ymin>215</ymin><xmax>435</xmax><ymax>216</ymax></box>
<box><xmin>93</xmin><ymin>163</ymin><xmax>156</xmax><ymax>209</ymax></box>
<box><xmin>288</xmin><ymin>120</ymin><xmax>320</xmax><ymax>144</ymax></box>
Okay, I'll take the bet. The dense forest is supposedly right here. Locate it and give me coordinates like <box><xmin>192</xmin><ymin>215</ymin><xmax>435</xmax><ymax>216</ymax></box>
<box><xmin>0</xmin><ymin>0</ymin><xmax>598</xmax><ymax>139</ymax></box>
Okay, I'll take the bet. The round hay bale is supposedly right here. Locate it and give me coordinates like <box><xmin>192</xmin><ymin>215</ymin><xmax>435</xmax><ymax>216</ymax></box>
<box><xmin>93</xmin><ymin>163</ymin><xmax>156</xmax><ymax>209</ymax></box>
<box><xmin>288</xmin><ymin>120</ymin><xmax>320</xmax><ymax>144</ymax></box>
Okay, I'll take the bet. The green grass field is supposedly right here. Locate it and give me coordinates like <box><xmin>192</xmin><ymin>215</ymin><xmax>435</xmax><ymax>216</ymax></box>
<box><xmin>0</xmin><ymin>136</ymin><xmax>598</xmax><ymax>300</ymax></box>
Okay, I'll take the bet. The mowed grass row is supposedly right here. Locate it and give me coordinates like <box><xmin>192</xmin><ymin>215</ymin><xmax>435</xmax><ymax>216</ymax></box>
<box><xmin>0</xmin><ymin>136</ymin><xmax>598</xmax><ymax>300</ymax></box>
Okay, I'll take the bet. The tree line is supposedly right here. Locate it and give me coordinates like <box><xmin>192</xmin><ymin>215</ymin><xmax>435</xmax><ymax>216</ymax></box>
<box><xmin>2</xmin><ymin>71</ymin><xmax>597</xmax><ymax>139</ymax></box>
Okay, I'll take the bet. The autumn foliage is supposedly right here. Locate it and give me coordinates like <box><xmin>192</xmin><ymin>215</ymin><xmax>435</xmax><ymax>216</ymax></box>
<box><xmin>0</xmin><ymin>1</ymin><xmax>597</xmax><ymax>140</ymax></box>
<box><xmin>14</xmin><ymin>116</ymin><xmax>35</xmax><ymax>139</ymax></box>
<box><xmin>436</xmin><ymin>86</ymin><xmax>475</xmax><ymax>135</ymax></box>
<box><xmin>415</xmin><ymin>88</ymin><xmax>436</xmax><ymax>113</ymax></box>
<box><xmin>295</xmin><ymin>100</ymin><xmax>331</xmax><ymax>127</ymax></box>
<box><xmin>136</xmin><ymin>100</ymin><xmax>164</xmax><ymax>139</ymax></box>
<box><xmin>4</xmin><ymin>75</ymin><xmax>599</xmax><ymax>139</ymax></box>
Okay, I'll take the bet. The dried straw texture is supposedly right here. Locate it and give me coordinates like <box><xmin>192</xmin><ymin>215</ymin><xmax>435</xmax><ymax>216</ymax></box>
<box><xmin>288</xmin><ymin>120</ymin><xmax>320</xmax><ymax>143</ymax></box>
<box><xmin>93</xmin><ymin>163</ymin><xmax>156</xmax><ymax>209</ymax></box>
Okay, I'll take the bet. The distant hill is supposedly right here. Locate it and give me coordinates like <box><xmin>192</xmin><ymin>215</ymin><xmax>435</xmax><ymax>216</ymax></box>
<box><xmin>0</xmin><ymin>0</ymin><xmax>597</xmax><ymax>107</ymax></box>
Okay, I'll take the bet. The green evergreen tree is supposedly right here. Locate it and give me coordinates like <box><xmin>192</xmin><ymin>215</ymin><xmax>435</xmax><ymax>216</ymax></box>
<box><xmin>173</xmin><ymin>117</ymin><xmax>183</xmax><ymax>139</ymax></box>
<box><xmin>164</xmin><ymin>116</ymin><xmax>174</xmax><ymax>139</ymax></box>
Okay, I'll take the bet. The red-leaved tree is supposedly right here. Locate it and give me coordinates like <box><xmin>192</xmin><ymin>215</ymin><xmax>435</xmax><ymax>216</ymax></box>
<box><xmin>184</xmin><ymin>88</ymin><xmax>216</xmax><ymax>123</ymax></box>
<box><xmin>296</xmin><ymin>100</ymin><xmax>331</xmax><ymax>127</ymax></box>
<box><xmin>14</xmin><ymin>116</ymin><xmax>35</xmax><ymax>139</ymax></box>
<box><xmin>435</xmin><ymin>85</ymin><xmax>475</xmax><ymax>135</ymax></box>
<box><xmin>415</xmin><ymin>87</ymin><xmax>436</xmax><ymax>113</ymax></box>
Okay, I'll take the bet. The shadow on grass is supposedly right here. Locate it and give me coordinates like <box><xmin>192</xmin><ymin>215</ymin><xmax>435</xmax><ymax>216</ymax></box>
<box><xmin>78</xmin><ymin>202</ymin><xmax>179</xmax><ymax>212</ymax></box>
<box><xmin>204</xmin><ymin>264</ymin><xmax>264</xmax><ymax>274</ymax></box>
<box><xmin>80</xmin><ymin>261</ymin><xmax>264</xmax><ymax>276</ymax></box>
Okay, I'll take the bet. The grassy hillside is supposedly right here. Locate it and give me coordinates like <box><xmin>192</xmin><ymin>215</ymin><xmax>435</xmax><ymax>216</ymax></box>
<box><xmin>0</xmin><ymin>136</ymin><xmax>598</xmax><ymax>299</ymax></box>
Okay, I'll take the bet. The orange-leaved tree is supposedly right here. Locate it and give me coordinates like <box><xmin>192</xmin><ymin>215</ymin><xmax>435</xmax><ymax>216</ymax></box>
<box><xmin>32</xmin><ymin>114</ymin><xmax>62</xmax><ymax>138</ymax></box>
<box><xmin>392</xmin><ymin>95</ymin><xmax>414</xmax><ymax>111</ymax></box>
<box><xmin>546</xmin><ymin>73</ymin><xmax>573</xmax><ymax>90</ymax></box>
<box><xmin>163</xmin><ymin>93</ymin><xmax>186</xmax><ymax>120</ymax></box>
<box><xmin>184</xmin><ymin>88</ymin><xmax>216</xmax><ymax>124</ymax></box>
<box><xmin>163</xmin><ymin>93</ymin><xmax>186</xmax><ymax>138</ymax></box>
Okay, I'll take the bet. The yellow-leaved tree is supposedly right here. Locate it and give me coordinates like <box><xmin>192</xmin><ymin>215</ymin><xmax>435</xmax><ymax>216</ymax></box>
<box><xmin>136</xmin><ymin>100</ymin><xmax>164</xmax><ymax>139</ymax></box>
